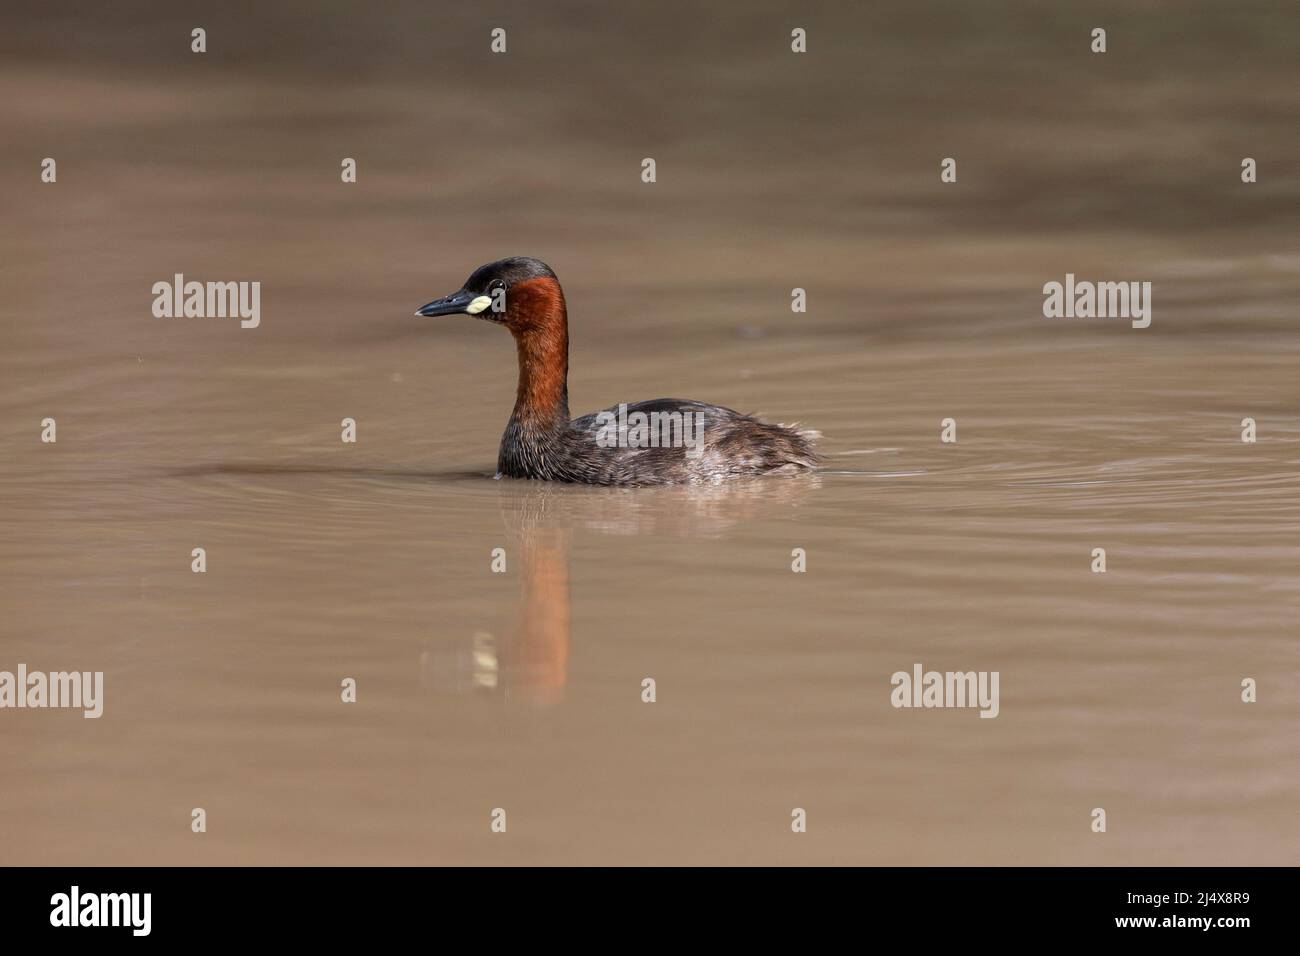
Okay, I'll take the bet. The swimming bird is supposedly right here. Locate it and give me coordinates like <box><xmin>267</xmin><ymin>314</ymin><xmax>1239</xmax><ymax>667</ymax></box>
<box><xmin>415</xmin><ymin>257</ymin><xmax>819</xmax><ymax>485</ymax></box>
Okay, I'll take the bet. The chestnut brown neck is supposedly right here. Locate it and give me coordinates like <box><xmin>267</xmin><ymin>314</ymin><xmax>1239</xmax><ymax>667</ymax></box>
<box><xmin>507</xmin><ymin>276</ymin><xmax>569</xmax><ymax>429</ymax></box>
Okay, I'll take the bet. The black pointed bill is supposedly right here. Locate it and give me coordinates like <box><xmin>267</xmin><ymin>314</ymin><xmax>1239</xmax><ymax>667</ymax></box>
<box><xmin>414</xmin><ymin>289</ymin><xmax>480</xmax><ymax>317</ymax></box>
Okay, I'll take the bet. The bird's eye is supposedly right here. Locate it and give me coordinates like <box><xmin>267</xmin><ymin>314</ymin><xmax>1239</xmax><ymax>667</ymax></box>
<box><xmin>489</xmin><ymin>280</ymin><xmax>506</xmax><ymax>293</ymax></box>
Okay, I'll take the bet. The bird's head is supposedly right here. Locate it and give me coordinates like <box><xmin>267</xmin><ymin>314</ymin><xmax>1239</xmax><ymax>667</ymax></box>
<box><xmin>415</xmin><ymin>257</ymin><xmax>563</xmax><ymax>334</ymax></box>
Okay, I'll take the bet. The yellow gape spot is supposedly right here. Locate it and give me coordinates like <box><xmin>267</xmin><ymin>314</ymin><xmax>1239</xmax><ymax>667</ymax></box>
<box><xmin>466</xmin><ymin>295</ymin><xmax>494</xmax><ymax>315</ymax></box>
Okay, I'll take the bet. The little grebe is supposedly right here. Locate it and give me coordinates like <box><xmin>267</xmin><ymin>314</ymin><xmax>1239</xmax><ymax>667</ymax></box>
<box><xmin>415</xmin><ymin>257</ymin><xmax>819</xmax><ymax>485</ymax></box>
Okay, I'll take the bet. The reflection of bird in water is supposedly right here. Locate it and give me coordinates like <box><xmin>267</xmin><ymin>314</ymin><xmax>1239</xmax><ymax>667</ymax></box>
<box><xmin>421</xmin><ymin>474</ymin><xmax>820</xmax><ymax>704</ymax></box>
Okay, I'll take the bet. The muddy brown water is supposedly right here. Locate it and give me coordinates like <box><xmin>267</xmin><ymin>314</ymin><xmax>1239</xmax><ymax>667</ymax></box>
<box><xmin>1</xmin><ymin>2</ymin><xmax>1298</xmax><ymax>864</ymax></box>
